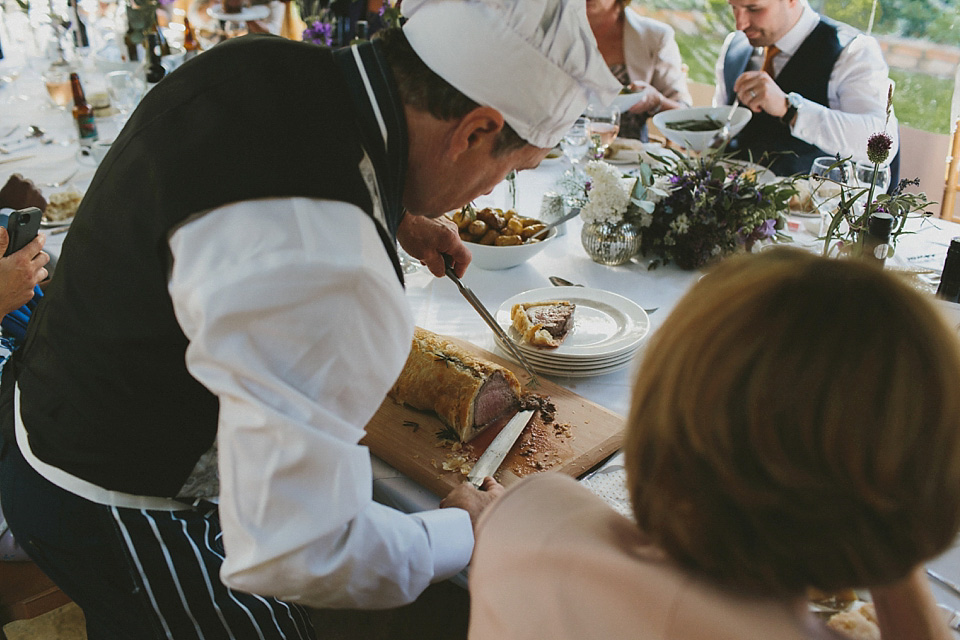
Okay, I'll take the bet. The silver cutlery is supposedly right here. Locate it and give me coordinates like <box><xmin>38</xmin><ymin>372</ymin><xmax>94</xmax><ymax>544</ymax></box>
<box><xmin>549</xmin><ymin>275</ymin><xmax>659</xmax><ymax>315</ymax></box>
<box><xmin>44</xmin><ymin>169</ymin><xmax>78</xmax><ymax>188</ymax></box>
<box><xmin>708</xmin><ymin>98</ymin><xmax>740</xmax><ymax>150</ymax></box>
<box><xmin>928</xmin><ymin>567</ymin><xmax>960</xmax><ymax>600</ymax></box>
<box><xmin>529</xmin><ymin>208</ymin><xmax>580</xmax><ymax>240</ymax></box>
<box><xmin>444</xmin><ymin>255</ymin><xmax>540</xmax><ymax>386</ymax></box>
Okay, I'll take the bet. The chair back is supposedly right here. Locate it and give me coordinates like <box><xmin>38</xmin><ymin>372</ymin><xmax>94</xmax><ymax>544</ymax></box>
<box><xmin>943</xmin><ymin>116</ymin><xmax>960</xmax><ymax>222</ymax></box>
<box><xmin>0</xmin><ymin>560</ymin><xmax>72</xmax><ymax>638</ymax></box>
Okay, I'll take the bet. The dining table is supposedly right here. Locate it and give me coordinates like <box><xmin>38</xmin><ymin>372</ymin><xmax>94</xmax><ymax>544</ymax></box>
<box><xmin>2</xmin><ymin>57</ymin><xmax>959</xmax><ymax>629</ymax></box>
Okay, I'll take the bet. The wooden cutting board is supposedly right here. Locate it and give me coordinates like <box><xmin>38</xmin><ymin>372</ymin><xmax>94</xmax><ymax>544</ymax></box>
<box><xmin>361</xmin><ymin>334</ymin><xmax>626</xmax><ymax>498</ymax></box>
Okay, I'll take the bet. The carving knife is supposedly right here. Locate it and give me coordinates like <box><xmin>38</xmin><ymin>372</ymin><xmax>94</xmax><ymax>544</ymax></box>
<box><xmin>466</xmin><ymin>409</ymin><xmax>536</xmax><ymax>488</ymax></box>
<box><xmin>443</xmin><ymin>256</ymin><xmax>540</xmax><ymax>386</ymax></box>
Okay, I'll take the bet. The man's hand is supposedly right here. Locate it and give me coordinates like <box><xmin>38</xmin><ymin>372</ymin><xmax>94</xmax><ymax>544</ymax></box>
<box><xmin>734</xmin><ymin>71</ymin><xmax>788</xmax><ymax>118</ymax></box>
<box><xmin>626</xmin><ymin>81</ymin><xmax>664</xmax><ymax>116</ymax></box>
<box><xmin>0</xmin><ymin>174</ymin><xmax>47</xmax><ymax>212</ymax></box>
<box><xmin>439</xmin><ymin>477</ymin><xmax>505</xmax><ymax>530</ymax></box>
<box><xmin>397</xmin><ymin>213</ymin><xmax>472</xmax><ymax>278</ymax></box>
<box><xmin>0</xmin><ymin>231</ymin><xmax>49</xmax><ymax>316</ymax></box>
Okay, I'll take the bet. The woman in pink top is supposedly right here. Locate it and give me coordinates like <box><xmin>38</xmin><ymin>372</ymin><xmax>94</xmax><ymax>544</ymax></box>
<box><xmin>468</xmin><ymin>248</ymin><xmax>960</xmax><ymax>640</ymax></box>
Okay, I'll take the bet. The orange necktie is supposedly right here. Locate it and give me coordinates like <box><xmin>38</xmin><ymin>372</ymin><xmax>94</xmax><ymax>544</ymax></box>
<box><xmin>762</xmin><ymin>45</ymin><xmax>780</xmax><ymax>77</ymax></box>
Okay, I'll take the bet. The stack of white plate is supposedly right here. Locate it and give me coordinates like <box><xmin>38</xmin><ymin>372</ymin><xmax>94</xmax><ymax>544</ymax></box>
<box><xmin>495</xmin><ymin>286</ymin><xmax>650</xmax><ymax>378</ymax></box>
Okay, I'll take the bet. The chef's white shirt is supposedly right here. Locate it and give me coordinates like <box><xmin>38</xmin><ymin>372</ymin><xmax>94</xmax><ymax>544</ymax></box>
<box><xmin>713</xmin><ymin>2</ymin><xmax>899</xmax><ymax>167</ymax></box>
<box><xmin>167</xmin><ymin>197</ymin><xmax>473</xmax><ymax>608</ymax></box>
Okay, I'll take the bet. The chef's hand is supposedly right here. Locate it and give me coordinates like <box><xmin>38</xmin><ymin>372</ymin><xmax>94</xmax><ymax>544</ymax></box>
<box><xmin>440</xmin><ymin>477</ymin><xmax>505</xmax><ymax>530</ymax></box>
<box><xmin>397</xmin><ymin>213</ymin><xmax>472</xmax><ymax>278</ymax></box>
<box><xmin>734</xmin><ymin>71</ymin><xmax>788</xmax><ymax>119</ymax></box>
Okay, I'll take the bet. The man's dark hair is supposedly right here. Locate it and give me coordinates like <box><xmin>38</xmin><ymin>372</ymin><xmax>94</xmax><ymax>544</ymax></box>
<box><xmin>375</xmin><ymin>27</ymin><xmax>529</xmax><ymax>156</ymax></box>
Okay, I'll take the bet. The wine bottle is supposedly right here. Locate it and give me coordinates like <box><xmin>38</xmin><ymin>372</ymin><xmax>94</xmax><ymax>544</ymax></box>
<box><xmin>936</xmin><ymin>238</ymin><xmax>960</xmax><ymax>303</ymax></box>
<box><xmin>145</xmin><ymin>32</ymin><xmax>166</xmax><ymax>84</ymax></box>
<box><xmin>863</xmin><ymin>212</ymin><xmax>894</xmax><ymax>266</ymax></box>
<box><xmin>70</xmin><ymin>72</ymin><xmax>98</xmax><ymax>145</ymax></box>
<box><xmin>69</xmin><ymin>0</ymin><xmax>90</xmax><ymax>49</ymax></box>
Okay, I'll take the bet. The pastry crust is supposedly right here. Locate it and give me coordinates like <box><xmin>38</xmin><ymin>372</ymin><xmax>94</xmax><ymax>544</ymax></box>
<box><xmin>511</xmin><ymin>300</ymin><xmax>576</xmax><ymax>348</ymax></box>
<box><xmin>389</xmin><ymin>328</ymin><xmax>522</xmax><ymax>442</ymax></box>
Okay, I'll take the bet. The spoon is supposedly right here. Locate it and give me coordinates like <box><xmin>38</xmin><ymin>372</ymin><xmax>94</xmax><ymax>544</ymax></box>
<box><xmin>549</xmin><ymin>276</ymin><xmax>659</xmax><ymax>315</ymax></box>
<box><xmin>529</xmin><ymin>207</ymin><xmax>580</xmax><ymax>240</ymax></box>
<box><xmin>708</xmin><ymin>98</ymin><xmax>740</xmax><ymax>151</ymax></box>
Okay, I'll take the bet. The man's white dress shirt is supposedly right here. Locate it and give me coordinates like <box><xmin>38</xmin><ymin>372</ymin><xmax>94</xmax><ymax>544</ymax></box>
<box><xmin>713</xmin><ymin>3</ymin><xmax>899</xmax><ymax>167</ymax></box>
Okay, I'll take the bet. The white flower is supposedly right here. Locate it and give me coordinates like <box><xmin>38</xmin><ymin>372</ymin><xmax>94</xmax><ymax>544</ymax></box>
<box><xmin>639</xmin><ymin>211</ymin><xmax>654</xmax><ymax>228</ymax></box>
<box><xmin>580</xmin><ymin>161</ymin><xmax>631</xmax><ymax>224</ymax></box>
<box><xmin>670</xmin><ymin>214</ymin><xmax>690</xmax><ymax>235</ymax></box>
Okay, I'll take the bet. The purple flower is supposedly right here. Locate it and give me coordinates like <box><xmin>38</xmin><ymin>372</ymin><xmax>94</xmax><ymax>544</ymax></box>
<box><xmin>303</xmin><ymin>20</ymin><xmax>333</xmax><ymax>46</ymax></box>
<box><xmin>866</xmin><ymin>132</ymin><xmax>893</xmax><ymax>165</ymax></box>
<box><xmin>757</xmin><ymin>218</ymin><xmax>776</xmax><ymax>238</ymax></box>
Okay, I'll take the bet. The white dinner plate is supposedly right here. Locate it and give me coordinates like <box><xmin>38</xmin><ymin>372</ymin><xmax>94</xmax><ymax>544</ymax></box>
<box><xmin>496</xmin><ymin>335</ymin><xmax>638</xmax><ymax>368</ymax></box>
<box><xmin>207</xmin><ymin>3</ymin><xmax>270</xmax><ymax>20</ymax></box>
<box><xmin>497</xmin><ymin>286</ymin><xmax>650</xmax><ymax>359</ymax></box>
<box><xmin>40</xmin><ymin>217</ymin><xmax>73</xmax><ymax>228</ymax></box>
<box><xmin>496</xmin><ymin>344</ymin><xmax>637</xmax><ymax>378</ymax></box>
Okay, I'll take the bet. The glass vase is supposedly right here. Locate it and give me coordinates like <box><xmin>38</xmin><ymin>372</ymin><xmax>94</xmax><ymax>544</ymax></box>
<box><xmin>580</xmin><ymin>220</ymin><xmax>641</xmax><ymax>266</ymax></box>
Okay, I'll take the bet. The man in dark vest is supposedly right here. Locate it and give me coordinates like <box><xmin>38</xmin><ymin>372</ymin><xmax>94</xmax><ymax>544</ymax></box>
<box><xmin>713</xmin><ymin>0</ymin><xmax>899</xmax><ymax>182</ymax></box>
<box><xmin>0</xmin><ymin>0</ymin><xmax>621</xmax><ymax>637</ymax></box>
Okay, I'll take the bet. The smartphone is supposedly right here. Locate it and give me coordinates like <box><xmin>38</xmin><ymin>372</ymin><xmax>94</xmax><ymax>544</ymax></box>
<box><xmin>5</xmin><ymin>207</ymin><xmax>42</xmax><ymax>257</ymax></box>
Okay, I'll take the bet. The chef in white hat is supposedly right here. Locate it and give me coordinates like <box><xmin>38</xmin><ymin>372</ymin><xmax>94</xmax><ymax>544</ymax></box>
<box><xmin>1</xmin><ymin>1</ymin><xmax>620</xmax><ymax>638</ymax></box>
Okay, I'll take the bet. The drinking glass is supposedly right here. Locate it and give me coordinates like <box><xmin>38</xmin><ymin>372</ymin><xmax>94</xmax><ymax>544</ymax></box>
<box><xmin>855</xmin><ymin>161</ymin><xmax>891</xmax><ymax>194</ymax></box>
<box><xmin>809</xmin><ymin>156</ymin><xmax>855</xmax><ymax>236</ymax></box>
<box><xmin>584</xmin><ymin>104</ymin><xmax>620</xmax><ymax>159</ymax></box>
<box><xmin>560</xmin><ymin>117</ymin><xmax>590</xmax><ymax>168</ymax></box>
<box><xmin>42</xmin><ymin>65</ymin><xmax>73</xmax><ymax>110</ymax></box>
<box><xmin>106</xmin><ymin>70</ymin><xmax>145</xmax><ymax>122</ymax></box>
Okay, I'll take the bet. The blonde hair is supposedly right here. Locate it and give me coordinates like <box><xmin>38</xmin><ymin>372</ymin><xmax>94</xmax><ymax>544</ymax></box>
<box><xmin>625</xmin><ymin>247</ymin><xmax>960</xmax><ymax>595</ymax></box>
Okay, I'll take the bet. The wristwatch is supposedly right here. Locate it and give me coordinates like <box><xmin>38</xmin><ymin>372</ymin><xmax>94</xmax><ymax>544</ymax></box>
<box><xmin>781</xmin><ymin>92</ymin><xmax>802</xmax><ymax>126</ymax></box>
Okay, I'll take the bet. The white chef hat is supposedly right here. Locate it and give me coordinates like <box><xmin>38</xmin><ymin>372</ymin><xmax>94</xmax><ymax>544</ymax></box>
<box><xmin>401</xmin><ymin>0</ymin><xmax>621</xmax><ymax>149</ymax></box>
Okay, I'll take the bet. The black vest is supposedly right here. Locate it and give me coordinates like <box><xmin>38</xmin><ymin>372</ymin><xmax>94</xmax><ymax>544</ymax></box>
<box><xmin>5</xmin><ymin>35</ymin><xmax>407</xmax><ymax>496</ymax></box>
<box><xmin>724</xmin><ymin>20</ymin><xmax>846</xmax><ymax>176</ymax></box>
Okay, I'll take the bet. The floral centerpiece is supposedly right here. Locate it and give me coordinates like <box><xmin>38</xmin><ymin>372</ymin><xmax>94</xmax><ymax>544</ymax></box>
<box><xmin>814</xmin><ymin>89</ymin><xmax>933</xmax><ymax>259</ymax></box>
<box><xmin>299</xmin><ymin>0</ymin><xmax>401</xmax><ymax>46</ymax></box>
<box><xmin>638</xmin><ymin>150</ymin><xmax>795</xmax><ymax>270</ymax></box>
<box><xmin>124</xmin><ymin>0</ymin><xmax>173</xmax><ymax>52</ymax></box>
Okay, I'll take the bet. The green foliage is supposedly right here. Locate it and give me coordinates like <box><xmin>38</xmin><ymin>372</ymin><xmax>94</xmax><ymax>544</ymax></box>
<box><xmin>889</xmin><ymin>69</ymin><xmax>956</xmax><ymax>134</ymax></box>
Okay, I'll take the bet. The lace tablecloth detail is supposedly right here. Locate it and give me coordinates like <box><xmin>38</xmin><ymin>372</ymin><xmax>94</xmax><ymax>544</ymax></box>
<box><xmin>579</xmin><ymin>452</ymin><xmax>634</xmax><ymax>521</ymax></box>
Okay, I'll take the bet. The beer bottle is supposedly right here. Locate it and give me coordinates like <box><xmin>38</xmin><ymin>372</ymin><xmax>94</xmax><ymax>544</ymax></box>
<box><xmin>69</xmin><ymin>0</ymin><xmax>90</xmax><ymax>49</ymax></box>
<box><xmin>183</xmin><ymin>17</ymin><xmax>201</xmax><ymax>59</ymax></box>
<box><xmin>70</xmin><ymin>72</ymin><xmax>98</xmax><ymax>145</ymax></box>
<box><xmin>936</xmin><ymin>238</ymin><xmax>960</xmax><ymax>303</ymax></box>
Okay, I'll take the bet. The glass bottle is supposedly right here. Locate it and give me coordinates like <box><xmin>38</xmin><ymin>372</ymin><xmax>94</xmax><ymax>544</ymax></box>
<box><xmin>145</xmin><ymin>32</ymin><xmax>166</xmax><ymax>84</ymax></box>
<box><xmin>69</xmin><ymin>0</ymin><xmax>90</xmax><ymax>49</ymax></box>
<box><xmin>936</xmin><ymin>238</ymin><xmax>960</xmax><ymax>303</ymax></box>
<box><xmin>70</xmin><ymin>72</ymin><xmax>98</xmax><ymax>145</ymax></box>
<box><xmin>183</xmin><ymin>17</ymin><xmax>201</xmax><ymax>60</ymax></box>
<box><xmin>862</xmin><ymin>212</ymin><xmax>894</xmax><ymax>266</ymax></box>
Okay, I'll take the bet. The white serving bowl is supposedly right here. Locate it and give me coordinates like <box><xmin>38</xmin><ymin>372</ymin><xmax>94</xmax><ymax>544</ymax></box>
<box><xmin>652</xmin><ymin>106</ymin><xmax>752</xmax><ymax>153</ymax></box>
<box><xmin>467</xmin><ymin>227</ymin><xmax>558</xmax><ymax>270</ymax></box>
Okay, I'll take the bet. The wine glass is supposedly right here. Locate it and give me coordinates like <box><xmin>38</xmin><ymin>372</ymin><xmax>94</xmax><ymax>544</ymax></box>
<box><xmin>106</xmin><ymin>70</ymin><xmax>144</xmax><ymax>124</ymax></box>
<box><xmin>584</xmin><ymin>103</ymin><xmax>620</xmax><ymax>159</ymax></box>
<box><xmin>810</xmin><ymin>156</ymin><xmax>855</xmax><ymax>236</ymax></box>
<box><xmin>560</xmin><ymin>117</ymin><xmax>590</xmax><ymax>169</ymax></box>
<box><xmin>855</xmin><ymin>161</ymin><xmax>891</xmax><ymax>194</ymax></box>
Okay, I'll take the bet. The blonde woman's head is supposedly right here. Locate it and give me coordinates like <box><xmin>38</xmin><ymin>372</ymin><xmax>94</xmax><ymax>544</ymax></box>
<box><xmin>625</xmin><ymin>247</ymin><xmax>960</xmax><ymax>595</ymax></box>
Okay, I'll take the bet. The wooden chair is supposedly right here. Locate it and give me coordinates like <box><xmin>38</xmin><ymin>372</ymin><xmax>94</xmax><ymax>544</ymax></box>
<box><xmin>943</xmin><ymin>116</ymin><xmax>960</xmax><ymax>222</ymax></box>
<box><xmin>0</xmin><ymin>560</ymin><xmax>72</xmax><ymax>640</ymax></box>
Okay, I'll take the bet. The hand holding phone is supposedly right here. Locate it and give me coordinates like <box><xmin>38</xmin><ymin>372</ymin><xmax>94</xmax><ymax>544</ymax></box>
<box><xmin>4</xmin><ymin>207</ymin><xmax>42</xmax><ymax>257</ymax></box>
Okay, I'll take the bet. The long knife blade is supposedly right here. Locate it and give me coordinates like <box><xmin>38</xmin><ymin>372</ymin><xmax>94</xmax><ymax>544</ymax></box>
<box><xmin>443</xmin><ymin>257</ymin><xmax>540</xmax><ymax>386</ymax></box>
<box><xmin>467</xmin><ymin>410</ymin><xmax>535</xmax><ymax>487</ymax></box>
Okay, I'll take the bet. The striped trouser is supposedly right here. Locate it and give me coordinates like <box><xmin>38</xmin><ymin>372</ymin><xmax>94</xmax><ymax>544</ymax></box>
<box><xmin>0</xmin><ymin>434</ymin><xmax>317</xmax><ymax>639</ymax></box>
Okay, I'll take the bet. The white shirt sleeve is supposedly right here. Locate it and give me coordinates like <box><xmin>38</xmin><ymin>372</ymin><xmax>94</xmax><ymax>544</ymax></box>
<box><xmin>791</xmin><ymin>33</ymin><xmax>899</xmax><ymax>165</ymax></box>
<box><xmin>167</xmin><ymin>197</ymin><xmax>474</xmax><ymax>608</ymax></box>
<box><xmin>712</xmin><ymin>32</ymin><xmax>736</xmax><ymax>108</ymax></box>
